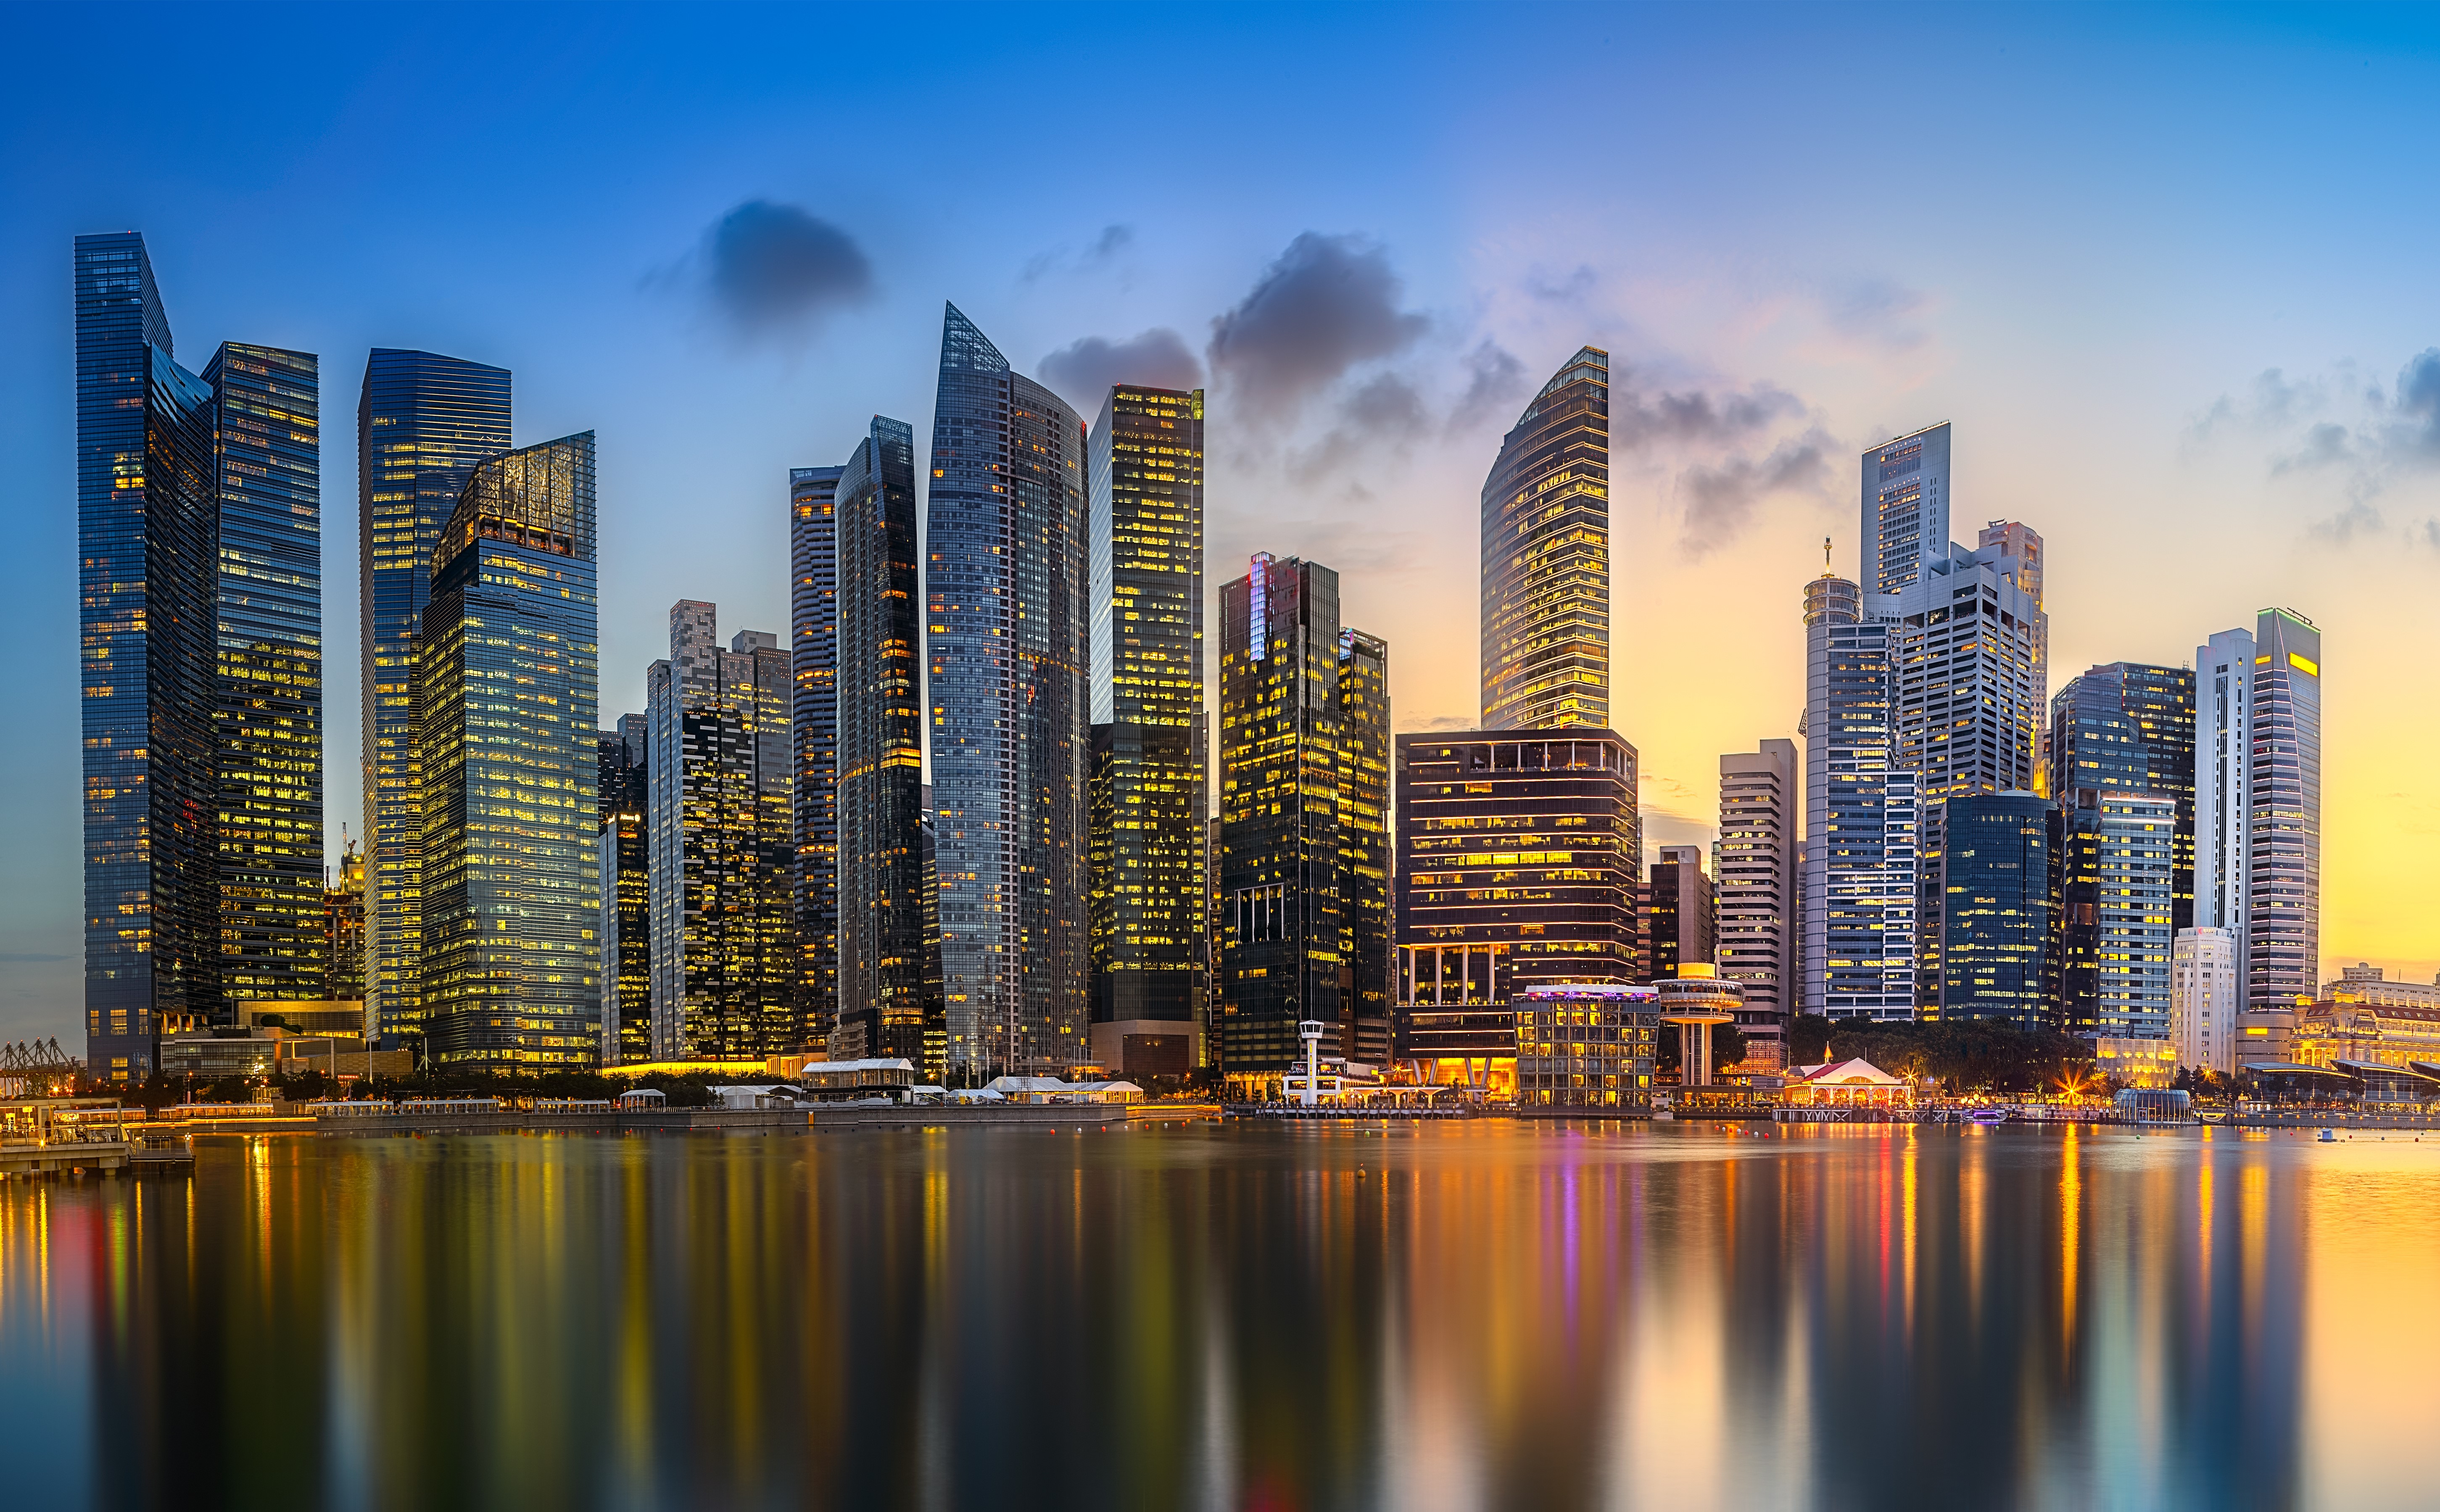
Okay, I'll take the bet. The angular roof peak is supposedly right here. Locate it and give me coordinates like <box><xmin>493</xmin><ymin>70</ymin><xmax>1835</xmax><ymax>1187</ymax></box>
<box><xmin>940</xmin><ymin>301</ymin><xmax>1010</xmax><ymax>375</ymax></box>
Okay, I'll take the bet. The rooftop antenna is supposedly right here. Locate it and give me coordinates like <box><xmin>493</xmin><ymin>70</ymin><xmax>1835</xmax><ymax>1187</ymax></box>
<box><xmin>1822</xmin><ymin>536</ymin><xmax>1833</xmax><ymax>574</ymax></box>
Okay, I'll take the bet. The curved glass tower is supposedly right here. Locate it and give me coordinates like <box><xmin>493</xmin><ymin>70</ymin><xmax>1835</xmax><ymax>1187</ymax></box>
<box><xmin>927</xmin><ymin>305</ymin><xmax>1089</xmax><ymax>1077</ymax></box>
<box><xmin>1480</xmin><ymin>347</ymin><xmax>1609</xmax><ymax>730</ymax></box>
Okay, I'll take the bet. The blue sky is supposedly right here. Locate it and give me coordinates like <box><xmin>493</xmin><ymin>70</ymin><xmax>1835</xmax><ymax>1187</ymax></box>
<box><xmin>5</xmin><ymin>3</ymin><xmax>2440</xmax><ymax>1042</ymax></box>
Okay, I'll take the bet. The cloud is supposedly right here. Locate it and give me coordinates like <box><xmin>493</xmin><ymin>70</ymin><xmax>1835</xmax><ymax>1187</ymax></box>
<box><xmin>1676</xmin><ymin>429</ymin><xmax>1835</xmax><ymax>557</ymax></box>
<box><xmin>2311</xmin><ymin>500</ymin><xmax>2383</xmax><ymax>544</ymax></box>
<box><xmin>1821</xmin><ymin>278</ymin><xmax>1931</xmax><ymax>350</ymax></box>
<box><xmin>1527</xmin><ymin>265</ymin><xmax>1599</xmax><ymax>305</ymax></box>
<box><xmin>1037</xmin><ymin>329</ymin><xmax>1204</xmax><ymax>407</ymax></box>
<box><xmin>1208</xmin><ymin>232</ymin><xmax>1430</xmax><ymax>419</ymax></box>
<box><xmin>2391</xmin><ymin>348</ymin><xmax>2440</xmax><ymax>458</ymax></box>
<box><xmin>1293</xmin><ymin>373</ymin><xmax>1432</xmax><ymax>476</ymax></box>
<box><xmin>1614</xmin><ymin>374</ymin><xmax>1803</xmax><ymax>451</ymax></box>
<box><xmin>2272</xmin><ymin>421</ymin><xmax>2354</xmax><ymax>476</ymax></box>
<box><xmin>1453</xmin><ymin>340</ymin><xmax>1530</xmax><ymax>430</ymax></box>
<box><xmin>1022</xmin><ymin>224</ymin><xmax>1135</xmax><ymax>283</ymax></box>
<box><xmin>704</xmin><ymin>200</ymin><xmax>874</xmax><ymax>331</ymax></box>
<box><xmin>2191</xmin><ymin>367</ymin><xmax>2327</xmax><ymax>443</ymax></box>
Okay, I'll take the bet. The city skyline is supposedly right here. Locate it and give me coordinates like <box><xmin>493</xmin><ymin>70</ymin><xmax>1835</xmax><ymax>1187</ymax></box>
<box><xmin>12</xmin><ymin>8</ymin><xmax>2440</xmax><ymax>1046</ymax></box>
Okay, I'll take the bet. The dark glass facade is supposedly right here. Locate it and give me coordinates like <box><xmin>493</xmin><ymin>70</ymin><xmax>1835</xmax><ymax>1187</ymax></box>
<box><xmin>77</xmin><ymin>233</ymin><xmax>222</xmax><ymax>1077</ymax></box>
<box><xmin>359</xmin><ymin>350</ymin><xmax>512</xmax><ymax>1047</ymax></box>
<box><xmin>926</xmin><ymin>305</ymin><xmax>1089</xmax><ymax>1076</ymax></box>
<box><xmin>597</xmin><ymin>723</ymin><xmax>649</xmax><ymax>1063</ymax></box>
<box><xmin>1337</xmin><ymin>630</ymin><xmax>1392</xmax><ymax>1065</ymax></box>
<box><xmin>789</xmin><ymin>464</ymin><xmax>842</xmax><ymax>1048</ymax></box>
<box><xmin>1937</xmin><ymin>792</ymin><xmax>2054</xmax><ymax>1029</ymax></box>
<box><xmin>1087</xmin><ymin>385</ymin><xmax>1208</xmax><ymax>1075</ymax></box>
<box><xmin>2048</xmin><ymin>661</ymin><xmax>2195</xmax><ymax>932</ymax></box>
<box><xmin>1647</xmin><ymin>846</ymin><xmax>1714</xmax><ymax>982</ymax></box>
<box><xmin>206</xmin><ymin>342</ymin><xmax>325</xmax><ymax>1006</ymax></box>
<box><xmin>1393</xmin><ymin>730</ymin><xmax>1640</xmax><ymax>1079</ymax></box>
<box><xmin>1480</xmin><ymin>348</ymin><xmax>1609</xmax><ymax>730</ymax></box>
<box><xmin>322</xmin><ymin>838</ymin><xmax>366</xmax><ymax>1003</ymax></box>
<box><xmin>417</xmin><ymin>433</ymin><xmax>599</xmax><ymax>1070</ymax></box>
<box><xmin>834</xmin><ymin>419</ymin><xmax>941</xmax><ymax>1078</ymax></box>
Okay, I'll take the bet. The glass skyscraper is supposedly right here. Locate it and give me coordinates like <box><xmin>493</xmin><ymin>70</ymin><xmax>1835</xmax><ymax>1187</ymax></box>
<box><xmin>1087</xmin><ymin>384</ymin><xmax>1208</xmax><ymax>1077</ymax></box>
<box><xmin>1337</xmin><ymin>630</ymin><xmax>1392</xmax><ymax>1066</ymax></box>
<box><xmin>359</xmin><ymin>349</ymin><xmax>512</xmax><ymax>1047</ymax></box>
<box><xmin>1716</xmin><ymin>739</ymin><xmax>1797</xmax><ymax>1052</ymax></box>
<box><xmin>2248</xmin><ymin>608</ymin><xmax>2321</xmax><ymax>1009</ymax></box>
<box><xmin>76</xmin><ymin>232</ymin><xmax>221</xmax><ymax>1076</ymax></box>
<box><xmin>789</xmin><ymin>464</ymin><xmax>842</xmax><ymax>1049</ymax></box>
<box><xmin>833</xmin><ymin>418</ymin><xmax>941</xmax><ymax>1077</ymax></box>
<box><xmin>1860</xmin><ymin>422</ymin><xmax>1951</xmax><ymax>596</ymax></box>
<box><xmin>206</xmin><ymin>342</ymin><xmax>325</xmax><ymax>1006</ymax></box>
<box><xmin>597</xmin><ymin>720</ymin><xmax>649</xmax><ymax>1064</ymax></box>
<box><xmin>1799</xmin><ymin>572</ymin><xmax>1918</xmax><ymax>1021</ymax></box>
<box><xmin>416</xmin><ymin>432</ymin><xmax>600</xmax><ymax>1070</ymax></box>
<box><xmin>2048</xmin><ymin>661</ymin><xmax>2195</xmax><ymax>930</ymax></box>
<box><xmin>926</xmin><ymin>305</ymin><xmax>1089</xmax><ymax>1077</ymax></box>
<box><xmin>1480</xmin><ymin>347</ymin><xmax>1609</xmax><ymax>731</ymax></box>
<box><xmin>2194</xmin><ymin>627</ymin><xmax>2255</xmax><ymax>987</ymax></box>
<box><xmin>1937</xmin><ymin>792</ymin><xmax>2054</xmax><ymax>1029</ymax></box>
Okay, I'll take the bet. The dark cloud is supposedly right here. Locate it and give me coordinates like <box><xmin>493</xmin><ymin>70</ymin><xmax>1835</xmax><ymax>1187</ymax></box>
<box><xmin>1208</xmin><ymin>232</ymin><xmax>1430</xmax><ymax>418</ymax></box>
<box><xmin>1677</xmin><ymin>430</ymin><xmax>1833</xmax><ymax>557</ymax></box>
<box><xmin>1453</xmin><ymin>340</ymin><xmax>1530</xmax><ymax>429</ymax></box>
<box><xmin>1022</xmin><ymin>224</ymin><xmax>1136</xmax><ymax>283</ymax></box>
<box><xmin>1036</xmin><ymin>329</ymin><xmax>1204</xmax><ymax>409</ymax></box>
<box><xmin>706</xmin><ymin>200</ymin><xmax>874</xmax><ymax>329</ymax></box>
<box><xmin>1613</xmin><ymin>369</ymin><xmax>1804</xmax><ymax>451</ymax></box>
<box><xmin>2393</xmin><ymin>348</ymin><xmax>2440</xmax><ymax>456</ymax></box>
<box><xmin>1086</xmin><ymin>224</ymin><xmax>1132</xmax><ymax>262</ymax></box>
<box><xmin>2273</xmin><ymin>421</ymin><xmax>2354</xmax><ymax>476</ymax></box>
<box><xmin>1293</xmin><ymin>374</ymin><xmax>1430</xmax><ymax>477</ymax></box>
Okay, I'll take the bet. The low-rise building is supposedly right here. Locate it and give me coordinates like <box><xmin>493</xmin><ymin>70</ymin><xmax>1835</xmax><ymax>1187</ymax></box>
<box><xmin>1515</xmin><ymin>984</ymin><xmax>1657</xmax><ymax>1111</ymax></box>
<box><xmin>2292</xmin><ymin>998</ymin><xmax>2440</xmax><ymax>1072</ymax></box>
<box><xmin>2093</xmin><ymin>1036</ymin><xmax>2179</xmax><ymax>1089</ymax></box>
<box><xmin>1781</xmin><ymin>1059</ymin><xmax>1913</xmax><ymax>1108</ymax></box>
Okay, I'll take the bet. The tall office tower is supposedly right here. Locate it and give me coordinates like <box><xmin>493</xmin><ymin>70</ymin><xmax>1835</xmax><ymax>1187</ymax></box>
<box><xmin>1716</xmin><ymin>740</ymin><xmax>1797</xmax><ymax>1054</ymax></box>
<box><xmin>1086</xmin><ymin>385</ymin><xmax>1208</xmax><ymax>1078</ymax></box>
<box><xmin>1647</xmin><ymin>846</ymin><xmax>1714</xmax><ymax>980</ymax></box>
<box><xmin>1878</xmin><ymin>528</ymin><xmax>2047</xmax><ymax>1010</ymax></box>
<box><xmin>1799</xmin><ymin>573</ymin><xmax>1918</xmax><ymax>1021</ymax></box>
<box><xmin>416</xmin><ymin>433</ymin><xmax>599</xmax><ymax>1070</ymax></box>
<box><xmin>2050</xmin><ymin>790</ymin><xmax>2175</xmax><ymax>1038</ymax></box>
<box><xmin>832</xmin><ymin>418</ymin><xmax>940</xmax><ymax>1076</ymax></box>
<box><xmin>1859</xmin><ymin>422</ymin><xmax>1951</xmax><ymax>595</ymax></box>
<box><xmin>1936</xmin><ymin>792</ymin><xmax>2054</xmax><ymax>1029</ymax></box>
<box><xmin>1480</xmin><ymin>347</ymin><xmax>1611</xmax><ymax>730</ymax></box>
<box><xmin>359</xmin><ymin>348</ymin><xmax>512</xmax><ymax>1047</ymax></box>
<box><xmin>205</xmin><ymin>343</ymin><xmax>325</xmax><ymax>1006</ymax></box>
<box><xmin>76</xmin><ymin>233</ymin><xmax>221</xmax><ymax>1076</ymax></box>
<box><xmin>788</xmin><ymin>464</ymin><xmax>843</xmax><ymax>1049</ymax></box>
<box><xmin>1393</xmin><ymin>728</ymin><xmax>1639</xmax><ymax>1093</ymax></box>
<box><xmin>1205</xmin><ymin>816</ymin><xmax>1224</xmax><ymax>1064</ymax></box>
<box><xmin>1219</xmin><ymin>555</ymin><xmax>1346</xmax><ymax>1075</ymax></box>
<box><xmin>646</xmin><ymin>605</ymin><xmax>798</xmax><ymax>1060</ymax></box>
<box><xmin>596</xmin><ymin>717</ymin><xmax>649</xmax><ymax>1065</ymax></box>
<box><xmin>322</xmin><ymin>836</ymin><xmax>367</xmax><ymax>1003</ymax></box>
<box><xmin>2193</xmin><ymin>627</ymin><xmax>2255</xmax><ymax>991</ymax></box>
<box><xmin>2172</xmin><ymin>926</ymin><xmax>2240</xmax><ymax>1074</ymax></box>
<box><xmin>2248</xmin><ymin>608</ymin><xmax>2322</xmax><ymax>1009</ymax></box>
<box><xmin>927</xmin><ymin>304</ymin><xmax>1089</xmax><ymax>1076</ymax></box>
<box><xmin>1337</xmin><ymin>630</ymin><xmax>1393</xmax><ymax>1065</ymax></box>
<box><xmin>2048</xmin><ymin>662</ymin><xmax>2195</xmax><ymax>929</ymax></box>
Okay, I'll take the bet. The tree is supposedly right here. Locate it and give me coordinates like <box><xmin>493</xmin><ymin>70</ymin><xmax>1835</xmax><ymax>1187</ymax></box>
<box><xmin>1786</xmin><ymin>1013</ymin><xmax>1835</xmax><ymax>1067</ymax></box>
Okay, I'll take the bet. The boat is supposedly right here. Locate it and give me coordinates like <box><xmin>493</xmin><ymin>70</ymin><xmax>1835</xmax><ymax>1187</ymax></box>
<box><xmin>1964</xmin><ymin>1109</ymin><xmax>2007</xmax><ymax>1126</ymax></box>
<box><xmin>2317</xmin><ymin>1127</ymin><xmax>2338</xmax><ymax>1143</ymax></box>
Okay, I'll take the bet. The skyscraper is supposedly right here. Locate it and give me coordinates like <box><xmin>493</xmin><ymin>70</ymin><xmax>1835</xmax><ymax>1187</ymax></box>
<box><xmin>2248</xmin><ymin>608</ymin><xmax>2322</xmax><ymax>1009</ymax></box>
<box><xmin>1087</xmin><ymin>385</ymin><xmax>1208</xmax><ymax>1078</ymax></box>
<box><xmin>77</xmin><ymin>233</ymin><xmax>222</xmax><ymax>1076</ymax></box>
<box><xmin>832</xmin><ymin>418</ymin><xmax>940</xmax><ymax>1077</ymax></box>
<box><xmin>322</xmin><ymin>836</ymin><xmax>366</xmax><ymax>1004</ymax></box>
<box><xmin>2171</xmin><ymin>925</ymin><xmax>2240</xmax><ymax>1074</ymax></box>
<box><xmin>926</xmin><ymin>305</ymin><xmax>1089</xmax><ymax>1077</ymax></box>
<box><xmin>789</xmin><ymin>464</ymin><xmax>843</xmax><ymax>1050</ymax></box>
<box><xmin>597</xmin><ymin>719</ymin><xmax>649</xmax><ymax>1064</ymax></box>
<box><xmin>1937</xmin><ymin>792</ymin><xmax>2054</xmax><ymax>1029</ymax></box>
<box><xmin>1860</xmin><ymin>422</ymin><xmax>1951</xmax><ymax>596</ymax></box>
<box><xmin>1877</xmin><ymin>527</ymin><xmax>2048</xmax><ymax>1010</ymax></box>
<box><xmin>2194</xmin><ymin>627</ymin><xmax>2255</xmax><ymax>987</ymax></box>
<box><xmin>1393</xmin><ymin>728</ymin><xmax>1638</xmax><ymax>1093</ymax></box>
<box><xmin>359</xmin><ymin>349</ymin><xmax>512</xmax><ymax>1048</ymax></box>
<box><xmin>2048</xmin><ymin>661</ymin><xmax>2195</xmax><ymax>929</ymax></box>
<box><xmin>1480</xmin><ymin>347</ymin><xmax>1610</xmax><ymax>731</ymax></box>
<box><xmin>207</xmin><ymin>342</ymin><xmax>325</xmax><ymax>1007</ymax></box>
<box><xmin>1647</xmin><ymin>846</ymin><xmax>1714</xmax><ymax>980</ymax></box>
<box><xmin>1717</xmin><ymin>740</ymin><xmax>1797</xmax><ymax>1055</ymax></box>
<box><xmin>1337</xmin><ymin>630</ymin><xmax>1393</xmax><ymax>1065</ymax></box>
<box><xmin>646</xmin><ymin>604</ymin><xmax>797</xmax><ymax>1060</ymax></box>
<box><xmin>417</xmin><ymin>432</ymin><xmax>599</xmax><ymax>1070</ymax></box>
<box><xmin>2054</xmin><ymin>790</ymin><xmax>2175</xmax><ymax>1038</ymax></box>
<box><xmin>1799</xmin><ymin>572</ymin><xmax>1918</xmax><ymax>1020</ymax></box>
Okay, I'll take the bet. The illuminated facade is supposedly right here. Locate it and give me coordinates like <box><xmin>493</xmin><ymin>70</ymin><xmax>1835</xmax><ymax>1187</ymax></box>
<box><xmin>926</xmin><ymin>304</ymin><xmax>1089</xmax><ymax>1076</ymax></box>
<box><xmin>1860</xmin><ymin>422</ymin><xmax>1950</xmax><ymax>595</ymax></box>
<box><xmin>833</xmin><ymin>418</ymin><xmax>941</xmax><ymax>1077</ymax></box>
<box><xmin>596</xmin><ymin>719</ymin><xmax>649</xmax><ymax>1064</ymax></box>
<box><xmin>359</xmin><ymin>348</ymin><xmax>512</xmax><ymax>1046</ymax></box>
<box><xmin>1393</xmin><ymin>727</ymin><xmax>1638</xmax><ymax>1091</ymax></box>
<box><xmin>1338</xmin><ymin>631</ymin><xmax>1392</xmax><ymax>1064</ymax></box>
<box><xmin>1936</xmin><ymin>791</ymin><xmax>2053</xmax><ymax>1030</ymax></box>
<box><xmin>646</xmin><ymin>603</ymin><xmax>797</xmax><ymax>1060</ymax></box>
<box><xmin>788</xmin><ymin>464</ymin><xmax>842</xmax><ymax>1048</ymax></box>
<box><xmin>2247</xmin><ymin>608</ymin><xmax>2321</xmax><ymax>1010</ymax></box>
<box><xmin>76</xmin><ymin>233</ymin><xmax>222</xmax><ymax>1076</ymax></box>
<box><xmin>322</xmin><ymin>837</ymin><xmax>366</xmax><ymax>1003</ymax></box>
<box><xmin>2193</xmin><ymin>627</ymin><xmax>2254</xmax><ymax>990</ymax></box>
<box><xmin>1716</xmin><ymin>740</ymin><xmax>1797</xmax><ymax>1048</ymax></box>
<box><xmin>1799</xmin><ymin>573</ymin><xmax>1918</xmax><ymax>1020</ymax></box>
<box><xmin>1647</xmin><ymin>846</ymin><xmax>1713</xmax><ymax>980</ymax></box>
<box><xmin>1515</xmin><ymin>984</ymin><xmax>1657</xmax><ymax>1110</ymax></box>
<box><xmin>2053</xmin><ymin>789</ymin><xmax>2173</xmax><ymax>1038</ymax></box>
<box><xmin>416</xmin><ymin>432</ymin><xmax>600</xmax><ymax>1069</ymax></box>
<box><xmin>207</xmin><ymin>342</ymin><xmax>325</xmax><ymax>1006</ymax></box>
<box><xmin>1087</xmin><ymin>385</ymin><xmax>1207</xmax><ymax>1077</ymax></box>
<box><xmin>1480</xmin><ymin>346</ymin><xmax>1609</xmax><ymax>730</ymax></box>
<box><xmin>2171</xmin><ymin>925</ymin><xmax>2239</xmax><ymax>1074</ymax></box>
<box><xmin>2048</xmin><ymin>661</ymin><xmax>2194</xmax><ymax>931</ymax></box>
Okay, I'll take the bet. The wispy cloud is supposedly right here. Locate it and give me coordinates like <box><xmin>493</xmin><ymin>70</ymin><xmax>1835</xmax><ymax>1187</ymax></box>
<box><xmin>1037</xmin><ymin>328</ymin><xmax>1203</xmax><ymax>410</ymax></box>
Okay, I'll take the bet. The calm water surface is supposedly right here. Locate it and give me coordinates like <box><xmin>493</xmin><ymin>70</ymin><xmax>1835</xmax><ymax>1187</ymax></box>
<box><xmin>2</xmin><ymin>1121</ymin><xmax>2436</xmax><ymax>1510</ymax></box>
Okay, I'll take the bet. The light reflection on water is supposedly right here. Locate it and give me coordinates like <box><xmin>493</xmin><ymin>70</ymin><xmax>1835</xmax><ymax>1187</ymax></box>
<box><xmin>3</xmin><ymin>1122</ymin><xmax>2437</xmax><ymax>1510</ymax></box>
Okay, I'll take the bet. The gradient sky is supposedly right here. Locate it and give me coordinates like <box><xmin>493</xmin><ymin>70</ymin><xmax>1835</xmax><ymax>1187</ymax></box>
<box><xmin>5</xmin><ymin>3</ymin><xmax>2439</xmax><ymax>1043</ymax></box>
